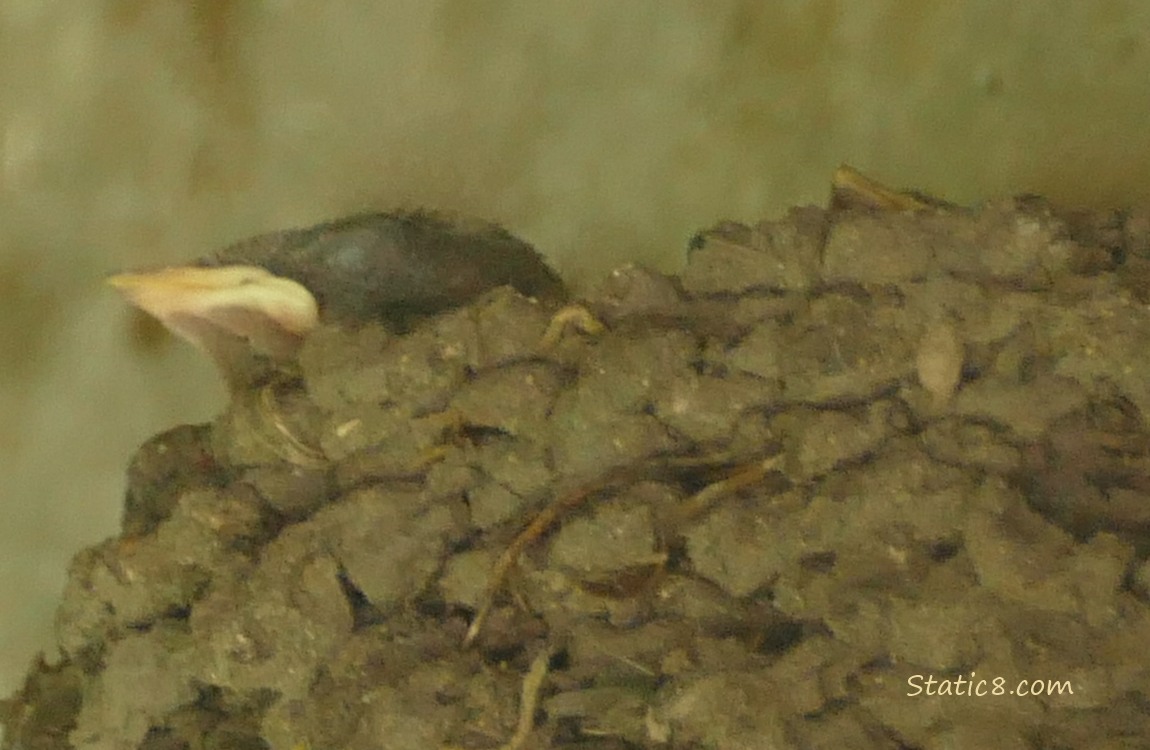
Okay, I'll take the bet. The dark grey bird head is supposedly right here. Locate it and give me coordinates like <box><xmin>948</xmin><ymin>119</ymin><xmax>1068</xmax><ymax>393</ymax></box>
<box><xmin>110</xmin><ymin>210</ymin><xmax>567</xmax><ymax>391</ymax></box>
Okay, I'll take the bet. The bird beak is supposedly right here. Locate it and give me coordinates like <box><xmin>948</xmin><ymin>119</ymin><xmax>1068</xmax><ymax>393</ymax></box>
<box><xmin>108</xmin><ymin>265</ymin><xmax>319</xmax><ymax>363</ymax></box>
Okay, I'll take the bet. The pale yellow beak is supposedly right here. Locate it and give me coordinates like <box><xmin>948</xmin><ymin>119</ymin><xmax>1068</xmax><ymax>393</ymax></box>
<box><xmin>108</xmin><ymin>265</ymin><xmax>319</xmax><ymax>362</ymax></box>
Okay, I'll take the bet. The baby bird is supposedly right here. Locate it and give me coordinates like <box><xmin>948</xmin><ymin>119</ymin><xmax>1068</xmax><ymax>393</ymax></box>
<box><xmin>110</xmin><ymin>210</ymin><xmax>567</xmax><ymax>391</ymax></box>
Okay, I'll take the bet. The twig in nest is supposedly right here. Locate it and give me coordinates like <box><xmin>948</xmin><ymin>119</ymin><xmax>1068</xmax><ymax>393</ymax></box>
<box><xmin>539</xmin><ymin>304</ymin><xmax>605</xmax><ymax>348</ymax></box>
<box><xmin>671</xmin><ymin>454</ymin><xmax>783</xmax><ymax>525</ymax></box>
<box><xmin>464</xmin><ymin>470</ymin><xmax>621</xmax><ymax>647</ymax></box>
<box><xmin>830</xmin><ymin>164</ymin><xmax>940</xmax><ymax>212</ymax></box>
<box><xmin>498</xmin><ymin>646</ymin><xmax>553</xmax><ymax>750</ymax></box>
<box><xmin>463</xmin><ymin>454</ymin><xmax>781</xmax><ymax>647</ymax></box>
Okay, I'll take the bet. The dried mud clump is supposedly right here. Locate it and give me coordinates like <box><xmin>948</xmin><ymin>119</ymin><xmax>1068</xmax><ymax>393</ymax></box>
<box><xmin>6</xmin><ymin>191</ymin><xmax>1150</xmax><ymax>749</ymax></box>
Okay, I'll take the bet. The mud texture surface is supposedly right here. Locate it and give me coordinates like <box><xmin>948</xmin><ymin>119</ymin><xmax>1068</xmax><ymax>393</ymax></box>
<box><xmin>6</xmin><ymin>195</ymin><xmax>1150</xmax><ymax>749</ymax></box>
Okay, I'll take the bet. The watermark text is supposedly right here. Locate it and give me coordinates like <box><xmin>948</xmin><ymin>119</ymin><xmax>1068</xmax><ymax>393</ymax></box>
<box><xmin>907</xmin><ymin>673</ymin><xmax>1073</xmax><ymax>698</ymax></box>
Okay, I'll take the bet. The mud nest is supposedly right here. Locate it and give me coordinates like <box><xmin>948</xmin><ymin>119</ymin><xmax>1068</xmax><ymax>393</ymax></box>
<box><xmin>6</xmin><ymin>184</ymin><xmax>1150</xmax><ymax>749</ymax></box>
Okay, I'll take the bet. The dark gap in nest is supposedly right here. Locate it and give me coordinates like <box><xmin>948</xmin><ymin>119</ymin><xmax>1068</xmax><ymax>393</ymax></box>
<box><xmin>799</xmin><ymin>551</ymin><xmax>837</xmax><ymax>573</ymax></box>
<box><xmin>959</xmin><ymin>359</ymin><xmax>983</xmax><ymax>384</ymax></box>
<box><xmin>412</xmin><ymin>591</ymin><xmax>448</xmax><ymax>620</ymax></box>
<box><xmin>458</xmin><ymin>423</ymin><xmax>512</xmax><ymax>446</ymax></box>
<box><xmin>479</xmin><ymin>639</ymin><xmax>528</xmax><ymax>667</ymax></box>
<box><xmin>927</xmin><ymin>537</ymin><xmax>962</xmax><ymax>563</ymax></box>
<box><xmin>755</xmin><ymin>619</ymin><xmax>810</xmax><ymax>656</ymax></box>
<box><xmin>547</xmin><ymin>647</ymin><xmax>571</xmax><ymax>672</ymax></box>
<box><xmin>335</xmin><ymin>566</ymin><xmax>385</xmax><ymax>630</ymax></box>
